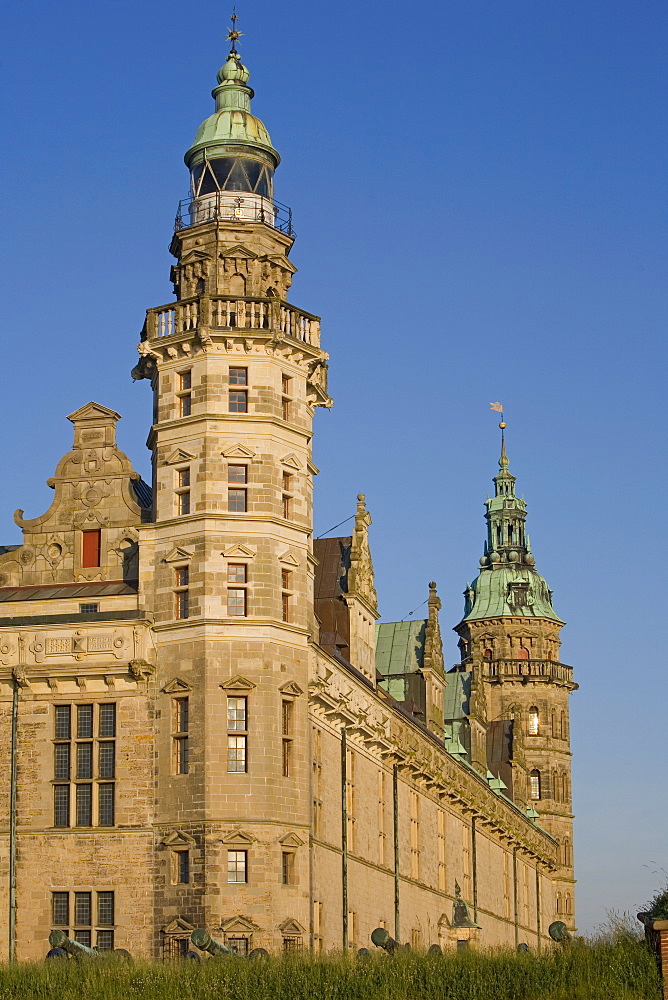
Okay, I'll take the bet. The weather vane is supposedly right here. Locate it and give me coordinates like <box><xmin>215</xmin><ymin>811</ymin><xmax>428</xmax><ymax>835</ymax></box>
<box><xmin>226</xmin><ymin>7</ymin><xmax>244</xmax><ymax>54</ymax></box>
<box><xmin>490</xmin><ymin>400</ymin><xmax>506</xmax><ymax>429</ymax></box>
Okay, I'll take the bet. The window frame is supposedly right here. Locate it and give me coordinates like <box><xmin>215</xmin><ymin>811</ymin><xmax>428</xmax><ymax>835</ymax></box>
<box><xmin>173</xmin><ymin>696</ymin><xmax>189</xmax><ymax>775</ymax></box>
<box><xmin>227</xmin><ymin>849</ymin><xmax>248</xmax><ymax>883</ymax></box>
<box><xmin>227</xmin><ymin>695</ymin><xmax>248</xmax><ymax>773</ymax></box>
<box><xmin>53</xmin><ymin>703</ymin><xmax>116</xmax><ymax>828</ymax></box>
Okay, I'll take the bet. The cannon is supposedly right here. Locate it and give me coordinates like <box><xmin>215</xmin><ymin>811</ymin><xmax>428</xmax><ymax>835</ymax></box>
<box><xmin>370</xmin><ymin>927</ymin><xmax>408</xmax><ymax>953</ymax></box>
<box><xmin>190</xmin><ymin>928</ymin><xmax>239</xmax><ymax>958</ymax></box>
<box><xmin>48</xmin><ymin>929</ymin><xmax>98</xmax><ymax>960</ymax></box>
<box><xmin>548</xmin><ymin>921</ymin><xmax>572</xmax><ymax>946</ymax></box>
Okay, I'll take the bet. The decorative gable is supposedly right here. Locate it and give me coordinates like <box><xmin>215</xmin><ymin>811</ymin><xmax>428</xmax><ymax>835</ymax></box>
<box><xmin>279</xmin><ymin>681</ymin><xmax>303</xmax><ymax>698</ymax></box>
<box><xmin>165</xmin><ymin>448</ymin><xmax>196</xmax><ymax>466</ymax></box>
<box><xmin>278</xmin><ymin>918</ymin><xmax>305</xmax><ymax>936</ymax></box>
<box><xmin>278</xmin><ymin>832</ymin><xmax>305</xmax><ymax>848</ymax></box>
<box><xmin>162</xmin><ymin>917</ymin><xmax>195</xmax><ymax>935</ymax></box>
<box><xmin>220</xmin><ymin>674</ymin><xmax>256</xmax><ymax>691</ymax></box>
<box><xmin>278</xmin><ymin>550</ymin><xmax>299</xmax><ymax>567</ymax></box>
<box><xmin>67</xmin><ymin>402</ymin><xmax>121</xmax><ymax>423</ymax></box>
<box><xmin>161</xmin><ymin>830</ymin><xmax>196</xmax><ymax>848</ymax></box>
<box><xmin>219</xmin><ymin>245</ymin><xmax>258</xmax><ymax>259</ymax></box>
<box><xmin>222</xmin><ymin>444</ymin><xmax>256</xmax><ymax>459</ymax></box>
<box><xmin>179</xmin><ymin>249</ymin><xmax>212</xmax><ymax>265</ymax></box>
<box><xmin>163</xmin><ymin>546</ymin><xmax>193</xmax><ymax>564</ymax></box>
<box><xmin>222</xmin><ymin>543</ymin><xmax>256</xmax><ymax>559</ymax></box>
<box><xmin>220</xmin><ymin>915</ymin><xmax>260</xmax><ymax>933</ymax></box>
<box><xmin>162</xmin><ymin>678</ymin><xmax>192</xmax><ymax>694</ymax></box>
<box><xmin>220</xmin><ymin>829</ymin><xmax>256</xmax><ymax>846</ymax></box>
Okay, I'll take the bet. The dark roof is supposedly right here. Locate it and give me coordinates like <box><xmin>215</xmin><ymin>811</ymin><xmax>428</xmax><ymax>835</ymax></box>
<box><xmin>132</xmin><ymin>478</ymin><xmax>153</xmax><ymax>509</ymax></box>
<box><xmin>0</xmin><ymin>546</ymin><xmax>20</xmax><ymax>555</ymax></box>
<box><xmin>0</xmin><ymin>580</ymin><xmax>138</xmax><ymax>603</ymax></box>
<box><xmin>313</xmin><ymin>536</ymin><xmax>351</xmax><ymax>599</ymax></box>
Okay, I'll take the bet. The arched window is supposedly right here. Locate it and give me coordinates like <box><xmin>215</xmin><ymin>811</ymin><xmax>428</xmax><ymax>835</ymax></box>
<box><xmin>556</xmin><ymin>892</ymin><xmax>562</xmax><ymax>914</ymax></box>
<box><xmin>517</xmin><ymin>647</ymin><xmax>529</xmax><ymax>660</ymax></box>
<box><xmin>564</xmin><ymin>838</ymin><xmax>572</xmax><ymax>867</ymax></box>
<box><xmin>528</xmin><ymin>707</ymin><xmax>539</xmax><ymax>736</ymax></box>
<box><xmin>551</xmin><ymin>710</ymin><xmax>558</xmax><ymax>738</ymax></box>
<box><xmin>230</xmin><ymin>273</ymin><xmax>246</xmax><ymax>296</ymax></box>
<box><xmin>560</xmin><ymin>711</ymin><xmax>566</xmax><ymax>740</ymax></box>
<box><xmin>483</xmin><ymin>649</ymin><xmax>492</xmax><ymax>659</ymax></box>
<box><xmin>565</xmin><ymin>894</ymin><xmax>572</xmax><ymax>915</ymax></box>
<box><xmin>529</xmin><ymin>769</ymin><xmax>541</xmax><ymax>800</ymax></box>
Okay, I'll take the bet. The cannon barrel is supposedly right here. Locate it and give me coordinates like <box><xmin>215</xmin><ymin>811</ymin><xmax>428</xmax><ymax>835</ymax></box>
<box><xmin>48</xmin><ymin>929</ymin><xmax>98</xmax><ymax>959</ymax></box>
<box><xmin>548</xmin><ymin>921</ymin><xmax>572</xmax><ymax>945</ymax></box>
<box><xmin>190</xmin><ymin>928</ymin><xmax>237</xmax><ymax>957</ymax></box>
<box><xmin>371</xmin><ymin>927</ymin><xmax>403</xmax><ymax>953</ymax></box>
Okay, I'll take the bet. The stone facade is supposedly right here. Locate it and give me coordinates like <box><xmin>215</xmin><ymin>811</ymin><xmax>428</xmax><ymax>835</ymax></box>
<box><xmin>0</xmin><ymin>39</ymin><xmax>576</xmax><ymax>961</ymax></box>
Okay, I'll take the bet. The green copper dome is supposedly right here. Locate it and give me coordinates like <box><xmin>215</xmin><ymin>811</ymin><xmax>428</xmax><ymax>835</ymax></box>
<box><xmin>184</xmin><ymin>49</ymin><xmax>280</xmax><ymax>170</ymax></box>
<box><xmin>462</xmin><ymin>429</ymin><xmax>563</xmax><ymax>624</ymax></box>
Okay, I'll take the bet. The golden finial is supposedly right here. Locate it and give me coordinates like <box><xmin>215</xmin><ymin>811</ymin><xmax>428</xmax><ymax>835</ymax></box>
<box><xmin>226</xmin><ymin>7</ymin><xmax>244</xmax><ymax>53</ymax></box>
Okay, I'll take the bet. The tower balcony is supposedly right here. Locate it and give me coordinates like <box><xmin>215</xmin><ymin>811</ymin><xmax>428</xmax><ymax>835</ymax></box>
<box><xmin>145</xmin><ymin>294</ymin><xmax>321</xmax><ymax>348</ymax></box>
<box><xmin>483</xmin><ymin>658</ymin><xmax>575</xmax><ymax>686</ymax></box>
<box><xmin>174</xmin><ymin>193</ymin><xmax>294</xmax><ymax>237</ymax></box>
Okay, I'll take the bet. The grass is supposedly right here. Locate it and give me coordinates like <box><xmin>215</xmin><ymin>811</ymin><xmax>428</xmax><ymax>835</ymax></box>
<box><xmin>0</xmin><ymin>935</ymin><xmax>661</xmax><ymax>1000</ymax></box>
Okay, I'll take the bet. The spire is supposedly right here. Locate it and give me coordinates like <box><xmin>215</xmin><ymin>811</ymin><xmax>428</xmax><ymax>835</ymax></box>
<box><xmin>459</xmin><ymin>418</ymin><xmax>563</xmax><ymax>623</ymax></box>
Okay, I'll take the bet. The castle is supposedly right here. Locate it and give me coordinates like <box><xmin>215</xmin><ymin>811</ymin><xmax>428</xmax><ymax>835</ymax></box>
<box><xmin>0</xmin><ymin>32</ymin><xmax>576</xmax><ymax>960</ymax></box>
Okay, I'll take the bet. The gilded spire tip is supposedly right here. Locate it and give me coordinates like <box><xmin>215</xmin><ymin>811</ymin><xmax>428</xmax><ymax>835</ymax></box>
<box><xmin>226</xmin><ymin>7</ymin><xmax>244</xmax><ymax>54</ymax></box>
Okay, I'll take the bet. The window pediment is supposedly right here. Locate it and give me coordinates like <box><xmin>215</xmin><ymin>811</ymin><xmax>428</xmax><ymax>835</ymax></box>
<box><xmin>223</xmin><ymin>543</ymin><xmax>256</xmax><ymax>559</ymax></box>
<box><xmin>164</xmin><ymin>546</ymin><xmax>193</xmax><ymax>564</ymax></box>
<box><xmin>279</xmin><ymin>681</ymin><xmax>303</xmax><ymax>698</ymax></box>
<box><xmin>279</xmin><ymin>918</ymin><xmax>305</xmax><ymax>935</ymax></box>
<box><xmin>162</xmin><ymin>917</ymin><xmax>195</xmax><ymax>935</ymax></box>
<box><xmin>221</xmin><ymin>915</ymin><xmax>260</xmax><ymax>932</ymax></box>
<box><xmin>222</xmin><ymin>444</ymin><xmax>256</xmax><ymax>459</ymax></box>
<box><xmin>278</xmin><ymin>832</ymin><xmax>304</xmax><ymax>848</ymax></box>
<box><xmin>280</xmin><ymin>453</ymin><xmax>301</xmax><ymax>470</ymax></box>
<box><xmin>220</xmin><ymin>674</ymin><xmax>256</xmax><ymax>691</ymax></box>
<box><xmin>161</xmin><ymin>829</ymin><xmax>195</xmax><ymax>848</ymax></box>
<box><xmin>162</xmin><ymin>677</ymin><xmax>192</xmax><ymax>694</ymax></box>
<box><xmin>165</xmin><ymin>449</ymin><xmax>196</xmax><ymax>466</ymax></box>
<box><xmin>220</xmin><ymin>829</ymin><xmax>255</xmax><ymax>846</ymax></box>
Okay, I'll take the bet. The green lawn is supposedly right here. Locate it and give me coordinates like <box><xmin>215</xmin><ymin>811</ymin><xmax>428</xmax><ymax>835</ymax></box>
<box><xmin>0</xmin><ymin>937</ymin><xmax>661</xmax><ymax>1000</ymax></box>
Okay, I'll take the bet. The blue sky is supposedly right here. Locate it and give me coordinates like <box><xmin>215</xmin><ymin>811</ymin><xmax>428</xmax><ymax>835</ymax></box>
<box><xmin>2</xmin><ymin>0</ymin><xmax>667</xmax><ymax>934</ymax></box>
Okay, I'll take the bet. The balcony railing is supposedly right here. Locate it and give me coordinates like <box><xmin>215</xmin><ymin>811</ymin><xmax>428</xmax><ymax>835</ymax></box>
<box><xmin>483</xmin><ymin>659</ymin><xmax>574</xmax><ymax>684</ymax></box>
<box><xmin>146</xmin><ymin>295</ymin><xmax>320</xmax><ymax>347</ymax></box>
<box><xmin>174</xmin><ymin>194</ymin><xmax>294</xmax><ymax>237</ymax></box>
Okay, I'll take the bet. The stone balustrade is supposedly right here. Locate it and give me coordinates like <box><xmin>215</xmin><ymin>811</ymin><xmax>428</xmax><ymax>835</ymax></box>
<box><xmin>146</xmin><ymin>295</ymin><xmax>320</xmax><ymax>347</ymax></box>
<box><xmin>483</xmin><ymin>658</ymin><xmax>574</xmax><ymax>684</ymax></box>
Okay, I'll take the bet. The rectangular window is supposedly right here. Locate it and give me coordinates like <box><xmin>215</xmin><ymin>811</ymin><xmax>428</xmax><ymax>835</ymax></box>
<box><xmin>98</xmin><ymin>742</ymin><xmax>115</xmax><ymax>779</ymax></box>
<box><xmin>78</xmin><ymin>704</ymin><xmax>94</xmax><ymax>740</ymax></box>
<box><xmin>283</xmin><ymin>937</ymin><xmax>303</xmax><ymax>953</ymax></box>
<box><xmin>54</xmin><ymin>744</ymin><xmax>70</xmax><ymax>781</ymax></box>
<box><xmin>97</xmin><ymin>891</ymin><xmax>114</xmax><ymax>926</ymax></box>
<box><xmin>282</xmin><ymin>593</ymin><xmax>290</xmax><ymax>623</ymax></box>
<box><xmin>282</xmin><ymin>495</ymin><xmax>291</xmax><ymax>519</ymax></box>
<box><xmin>227</xmin><ymin>850</ymin><xmax>247</xmax><ymax>883</ymax></box>
<box><xmin>346</xmin><ymin>748</ymin><xmax>355</xmax><ymax>852</ymax></box>
<box><xmin>77</xmin><ymin>742</ymin><xmax>93</xmax><ymax>779</ymax></box>
<box><xmin>99</xmin><ymin>704</ymin><xmax>116</xmax><ymax>739</ymax></box>
<box><xmin>178</xmin><ymin>372</ymin><xmax>192</xmax><ymax>418</ymax></box>
<box><xmin>229</xmin><ymin>390</ymin><xmax>248</xmax><ymax>413</ymax></box>
<box><xmin>74</xmin><ymin>892</ymin><xmax>92</xmax><ymax>927</ymax></box>
<box><xmin>282</xmin><ymin>398</ymin><xmax>290</xmax><ymax>422</ymax></box>
<box><xmin>82</xmin><ymin>530</ymin><xmax>101</xmax><ymax>568</ymax></box>
<box><xmin>179</xmin><ymin>371</ymin><xmax>192</xmax><ymax>391</ymax></box>
<box><xmin>55</xmin><ymin>705</ymin><xmax>71</xmax><ymax>740</ymax></box>
<box><xmin>378</xmin><ymin>770</ymin><xmax>386</xmax><ymax>866</ymax></box>
<box><xmin>229</xmin><ymin>367</ymin><xmax>247</xmax><ymax>386</ymax></box>
<box><xmin>437</xmin><ymin>809</ymin><xmax>447</xmax><ymax>891</ymax></box>
<box><xmin>74</xmin><ymin>929</ymin><xmax>92</xmax><ymax>948</ymax></box>
<box><xmin>227</xmin><ymin>735</ymin><xmax>247</xmax><ymax>772</ymax></box>
<box><xmin>177</xmin><ymin>851</ymin><xmax>190</xmax><ymax>885</ymax></box>
<box><xmin>76</xmin><ymin>783</ymin><xmax>92</xmax><ymax>826</ymax></box>
<box><xmin>98</xmin><ymin>783</ymin><xmax>115</xmax><ymax>826</ymax></box>
<box><xmin>176</xmin><ymin>468</ymin><xmax>191</xmax><ymax>516</ymax></box>
<box><xmin>179</xmin><ymin>393</ymin><xmax>192</xmax><ymax>417</ymax></box>
<box><xmin>281</xmin><ymin>375</ymin><xmax>291</xmax><ymax>422</ymax></box>
<box><xmin>227</xmin><ymin>697</ymin><xmax>247</xmax><ymax>731</ymax></box>
<box><xmin>79</xmin><ymin>603</ymin><xmax>99</xmax><ymax>614</ymax></box>
<box><xmin>227</xmin><ymin>563</ymin><xmax>247</xmax><ymax>584</ymax></box>
<box><xmin>52</xmin><ymin>892</ymin><xmax>69</xmax><ymax>926</ymax></box>
<box><xmin>282</xmin><ymin>699</ymin><xmax>293</xmax><ymax>775</ymax></box>
<box><xmin>96</xmin><ymin>930</ymin><xmax>114</xmax><ymax>951</ymax></box>
<box><xmin>227</xmin><ymin>488</ymin><xmax>247</xmax><ymax>512</ymax></box>
<box><xmin>228</xmin><ymin>464</ymin><xmax>247</xmax><ymax>484</ymax></box>
<box><xmin>227</xmin><ymin>588</ymin><xmax>247</xmax><ymax>616</ymax></box>
<box><xmin>178</xmin><ymin>468</ymin><xmax>191</xmax><ymax>488</ymax></box>
<box><xmin>281</xmin><ymin>851</ymin><xmax>295</xmax><ymax>885</ymax></box>
<box><xmin>282</xmin><ymin>375</ymin><xmax>291</xmax><ymax>395</ymax></box>
<box><xmin>226</xmin><ymin>936</ymin><xmax>249</xmax><ymax>956</ymax></box>
<box><xmin>410</xmin><ymin>790</ymin><xmax>420</xmax><ymax>880</ymax></box>
<box><xmin>175</xmin><ymin>566</ymin><xmax>189</xmax><ymax>619</ymax></box>
<box><xmin>174</xmin><ymin>698</ymin><xmax>189</xmax><ymax>775</ymax></box>
<box><xmin>178</xmin><ymin>492</ymin><xmax>190</xmax><ymax>515</ymax></box>
<box><xmin>281</xmin><ymin>568</ymin><xmax>292</xmax><ymax>622</ymax></box>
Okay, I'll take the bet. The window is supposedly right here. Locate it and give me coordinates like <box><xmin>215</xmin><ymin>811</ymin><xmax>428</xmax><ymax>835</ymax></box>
<box><xmin>282</xmin><ymin>700</ymin><xmax>293</xmax><ymax>777</ymax></box>
<box><xmin>229</xmin><ymin>367</ymin><xmax>248</xmax><ymax>412</ymax></box>
<box><xmin>174</xmin><ymin>697</ymin><xmax>189</xmax><ymax>775</ymax></box>
<box><xmin>177</xmin><ymin>850</ymin><xmax>190</xmax><ymax>885</ymax></box>
<box><xmin>227</xmin><ymin>697</ymin><xmax>247</xmax><ymax>772</ymax></box>
<box><xmin>312</xmin><ymin>900</ymin><xmax>323</xmax><ymax>952</ymax></box>
<box><xmin>178</xmin><ymin>371</ymin><xmax>192</xmax><ymax>417</ymax></box>
<box><xmin>228</xmin><ymin>488</ymin><xmax>247</xmax><ymax>512</ymax></box>
<box><xmin>227</xmin><ymin>561</ymin><xmax>248</xmax><ymax>616</ymax></box>
<box><xmin>281</xmin><ymin>851</ymin><xmax>295</xmax><ymax>884</ymax></box>
<box><xmin>53</xmin><ymin>704</ymin><xmax>116</xmax><ymax>827</ymax></box>
<box><xmin>81</xmin><ymin>530</ymin><xmax>101</xmax><ymax>568</ymax></box>
<box><xmin>410</xmin><ymin>790</ymin><xmax>420</xmax><ymax>880</ymax></box>
<box><xmin>51</xmin><ymin>891</ymin><xmax>114</xmax><ymax>950</ymax></box>
<box><xmin>378</xmin><ymin>770</ymin><xmax>386</xmax><ymax>866</ymax></box>
<box><xmin>345</xmin><ymin>748</ymin><xmax>355</xmax><ymax>851</ymax></box>
<box><xmin>174</xmin><ymin>566</ymin><xmax>189</xmax><ymax>619</ymax></box>
<box><xmin>528</xmin><ymin>707</ymin><xmax>539</xmax><ymax>736</ymax></box>
<box><xmin>79</xmin><ymin>603</ymin><xmax>99</xmax><ymax>614</ymax></box>
<box><xmin>282</xmin><ymin>472</ymin><xmax>293</xmax><ymax>520</ymax></box>
<box><xmin>226</xmin><ymin>936</ymin><xmax>250</xmax><ymax>956</ymax></box>
<box><xmin>176</xmin><ymin>468</ymin><xmax>191</xmax><ymax>516</ymax></box>
<box><xmin>227</xmin><ymin>589</ymin><xmax>247</xmax><ymax>616</ymax></box>
<box><xmin>228</xmin><ymin>464</ymin><xmax>247</xmax><ymax>484</ymax></box>
<box><xmin>227</xmin><ymin>850</ymin><xmax>247</xmax><ymax>882</ymax></box>
<box><xmin>529</xmin><ymin>769</ymin><xmax>541</xmax><ymax>800</ymax></box>
<box><xmin>281</xmin><ymin>569</ymin><xmax>292</xmax><ymax>622</ymax></box>
<box><xmin>312</xmin><ymin>726</ymin><xmax>323</xmax><ymax>838</ymax></box>
<box><xmin>281</xmin><ymin>374</ymin><xmax>292</xmax><ymax>422</ymax></box>
<box><xmin>282</xmin><ymin>936</ymin><xmax>303</xmax><ymax>953</ymax></box>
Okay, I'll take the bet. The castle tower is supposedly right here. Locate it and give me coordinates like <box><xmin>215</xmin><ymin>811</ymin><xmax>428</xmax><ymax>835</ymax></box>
<box><xmin>133</xmin><ymin>29</ymin><xmax>332</xmax><ymax>953</ymax></box>
<box><xmin>454</xmin><ymin>425</ymin><xmax>577</xmax><ymax>929</ymax></box>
